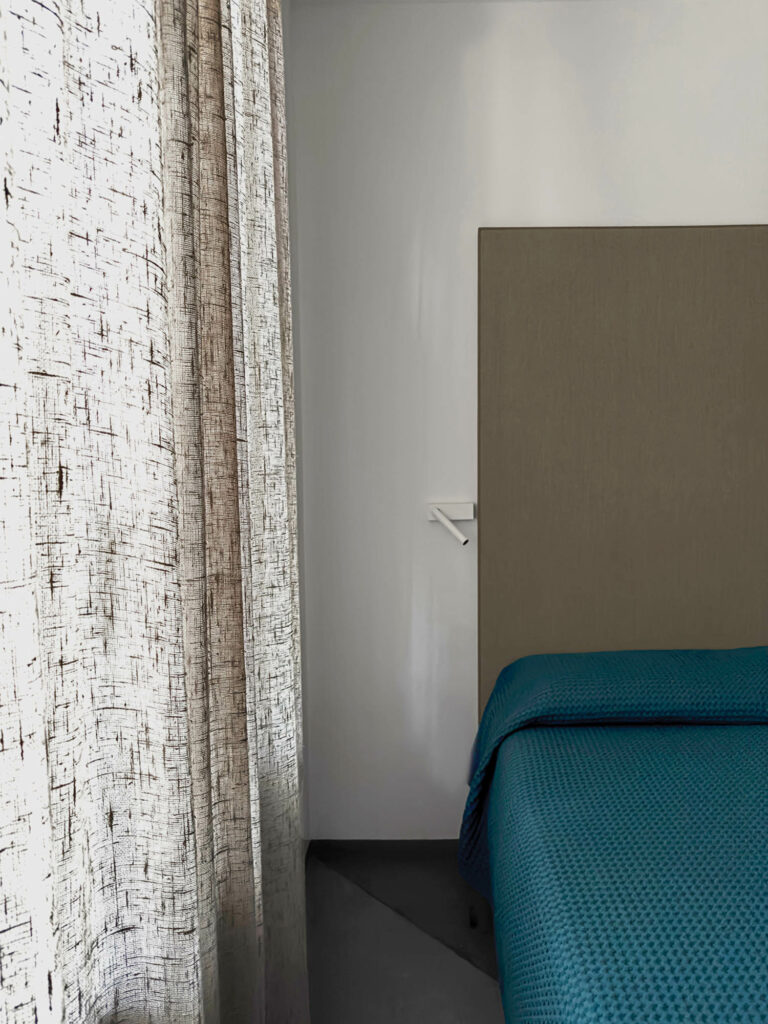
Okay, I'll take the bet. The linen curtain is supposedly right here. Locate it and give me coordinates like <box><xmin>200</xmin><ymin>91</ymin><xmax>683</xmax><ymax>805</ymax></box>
<box><xmin>0</xmin><ymin>0</ymin><xmax>307</xmax><ymax>1020</ymax></box>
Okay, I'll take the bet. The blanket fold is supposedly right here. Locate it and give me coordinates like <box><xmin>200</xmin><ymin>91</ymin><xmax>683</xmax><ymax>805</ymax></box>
<box><xmin>458</xmin><ymin>646</ymin><xmax>768</xmax><ymax>897</ymax></box>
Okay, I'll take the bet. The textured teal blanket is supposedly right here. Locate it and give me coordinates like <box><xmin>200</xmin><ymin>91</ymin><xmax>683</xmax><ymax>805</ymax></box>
<box><xmin>458</xmin><ymin>647</ymin><xmax>768</xmax><ymax>1022</ymax></box>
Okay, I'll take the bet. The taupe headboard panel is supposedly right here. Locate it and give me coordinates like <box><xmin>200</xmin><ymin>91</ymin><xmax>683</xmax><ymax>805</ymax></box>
<box><xmin>479</xmin><ymin>226</ymin><xmax>768</xmax><ymax>710</ymax></box>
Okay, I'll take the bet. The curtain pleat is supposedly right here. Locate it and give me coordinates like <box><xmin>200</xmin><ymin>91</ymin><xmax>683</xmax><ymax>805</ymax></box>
<box><xmin>0</xmin><ymin>0</ymin><xmax>307</xmax><ymax>1019</ymax></box>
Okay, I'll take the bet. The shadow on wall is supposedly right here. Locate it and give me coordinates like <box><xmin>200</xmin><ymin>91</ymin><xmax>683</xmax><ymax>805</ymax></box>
<box><xmin>290</xmin><ymin>2</ymin><xmax>494</xmax><ymax>840</ymax></box>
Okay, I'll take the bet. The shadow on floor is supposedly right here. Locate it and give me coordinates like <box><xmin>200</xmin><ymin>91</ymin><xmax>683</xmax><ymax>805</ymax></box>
<box><xmin>307</xmin><ymin>841</ymin><xmax>503</xmax><ymax>1024</ymax></box>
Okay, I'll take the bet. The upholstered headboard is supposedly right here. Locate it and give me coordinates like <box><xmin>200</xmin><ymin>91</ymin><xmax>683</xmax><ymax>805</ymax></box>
<box><xmin>478</xmin><ymin>226</ymin><xmax>768</xmax><ymax>710</ymax></box>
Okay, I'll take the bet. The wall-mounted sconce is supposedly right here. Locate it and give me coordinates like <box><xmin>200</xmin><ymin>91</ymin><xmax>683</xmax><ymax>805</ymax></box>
<box><xmin>428</xmin><ymin>502</ymin><xmax>475</xmax><ymax>546</ymax></box>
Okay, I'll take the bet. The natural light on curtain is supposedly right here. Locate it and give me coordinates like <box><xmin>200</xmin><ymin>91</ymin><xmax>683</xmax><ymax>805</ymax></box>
<box><xmin>0</xmin><ymin>0</ymin><xmax>307</xmax><ymax>1021</ymax></box>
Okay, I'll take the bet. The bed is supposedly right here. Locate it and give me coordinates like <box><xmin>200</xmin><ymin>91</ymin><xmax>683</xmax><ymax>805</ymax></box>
<box><xmin>459</xmin><ymin>647</ymin><xmax>768</xmax><ymax>1023</ymax></box>
<box><xmin>471</xmin><ymin>226</ymin><xmax>768</xmax><ymax>1020</ymax></box>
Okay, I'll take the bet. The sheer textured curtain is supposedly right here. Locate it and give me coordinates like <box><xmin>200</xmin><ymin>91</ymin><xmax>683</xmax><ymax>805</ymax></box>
<box><xmin>0</xmin><ymin>0</ymin><xmax>307</xmax><ymax>1021</ymax></box>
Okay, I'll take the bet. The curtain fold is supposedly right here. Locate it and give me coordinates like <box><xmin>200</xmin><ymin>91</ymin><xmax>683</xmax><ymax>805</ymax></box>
<box><xmin>0</xmin><ymin>0</ymin><xmax>307</xmax><ymax>1020</ymax></box>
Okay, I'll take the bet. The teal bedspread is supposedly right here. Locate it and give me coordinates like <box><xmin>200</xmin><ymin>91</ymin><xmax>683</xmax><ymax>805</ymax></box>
<box><xmin>458</xmin><ymin>647</ymin><xmax>768</xmax><ymax>1023</ymax></box>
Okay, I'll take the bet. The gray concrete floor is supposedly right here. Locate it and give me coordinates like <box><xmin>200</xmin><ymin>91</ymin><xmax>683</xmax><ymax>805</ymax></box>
<box><xmin>306</xmin><ymin>844</ymin><xmax>504</xmax><ymax>1024</ymax></box>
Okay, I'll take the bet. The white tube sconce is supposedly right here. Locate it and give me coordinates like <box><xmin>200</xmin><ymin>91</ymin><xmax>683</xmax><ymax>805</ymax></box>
<box><xmin>428</xmin><ymin>502</ymin><xmax>474</xmax><ymax>546</ymax></box>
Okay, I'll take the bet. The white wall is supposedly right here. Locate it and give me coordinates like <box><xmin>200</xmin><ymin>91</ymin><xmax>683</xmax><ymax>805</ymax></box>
<box><xmin>286</xmin><ymin>0</ymin><xmax>768</xmax><ymax>839</ymax></box>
